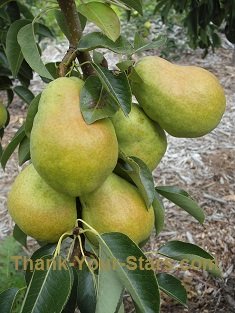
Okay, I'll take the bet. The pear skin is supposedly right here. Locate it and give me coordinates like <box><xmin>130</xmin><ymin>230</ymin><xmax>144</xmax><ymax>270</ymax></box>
<box><xmin>30</xmin><ymin>77</ymin><xmax>118</xmax><ymax>196</ymax></box>
<box><xmin>7</xmin><ymin>164</ymin><xmax>77</xmax><ymax>243</ymax></box>
<box><xmin>81</xmin><ymin>173</ymin><xmax>154</xmax><ymax>245</ymax></box>
<box><xmin>0</xmin><ymin>103</ymin><xmax>8</xmax><ymax>128</ymax></box>
<box><xmin>131</xmin><ymin>56</ymin><xmax>226</xmax><ymax>138</ymax></box>
<box><xmin>111</xmin><ymin>103</ymin><xmax>167</xmax><ymax>170</ymax></box>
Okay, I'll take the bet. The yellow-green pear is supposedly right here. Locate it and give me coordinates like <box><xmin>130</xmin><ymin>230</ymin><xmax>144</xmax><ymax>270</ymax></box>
<box><xmin>81</xmin><ymin>173</ymin><xmax>154</xmax><ymax>245</ymax></box>
<box><xmin>7</xmin><ymin>164</ymin><xmax>77</xmax><ymax>243</ymax></box>
<box><xmin>30</xmin><ymin>77</ymin><xmax>118</xmax><ymax>197</ymax></box>
<box><xmin>131</xmin><ymin>56</ymin><xmax>226</xmax><ymax>138</ymax></box>
<box><xmin>111</xmin><ymin>103</ymin><xmax>167</xmax><ymax>170</ymax></box>
<box><xmin>0</xmin><ymin>102</ymin><xmax>8</xmax><ymax>128</ymax></box>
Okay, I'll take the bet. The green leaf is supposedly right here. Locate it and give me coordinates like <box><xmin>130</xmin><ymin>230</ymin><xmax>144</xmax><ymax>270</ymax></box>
<box><xmin>158</xmin><ymin>240</ymin><xmax>221</xmax><ymax>277</ymax></box>
<box><xmin>1</xmin><ymin>124</ymin><xmax>25</xmax><ymax>170</ymax></box>
<box><xmin>93</xmin><ymin>50</ymin><xmax>104</xmax><ymax>65</ymax></box>
<box><xmin>62</xmin><ymin>268</ymin><xmax>78</xmax><ymax>313</ymax></box>
<box><xmin>18</xmin><ymin>136</ymin><xmax>30</xmax><ymax>165</ymax></box>
<box><xmin>78</xmin><ymin>12</ymin><xmax>87</xmax><ymax>31</ymax></box>
<box><xmin>13</xmin><ymin>224</ymin><xmax>27</xmax><ymax>248</ymax></box>
<box><xmin>25</xmin><ymin>94</ymin><xmax>41</xmax><ymax>137</ymax></box>
<box><xmin>25</xmin><ymin>244</ymin><xmax>57</xmax><ymax>285</ymax></box>
<box><xmin>119</xmin><ymin>0</ymin><xmax>143</xmax><ymax>15</ymax></box>
<box><xmin>0</xmin><ymin>143</ymin><xmax>2</xmax><ymax>159</ymax></box>
<box><xmin>91</xmin><ymin>63</ymin><xmax>131</xmax><ymax>115</ymax></box>
<box><xmin>78</xmin><ymin>32</ymin><xmax>133</xmax><ymax>54</ymax></box>
<box><xmin>0</xmin><ymin>0</ymin><xmax>13</xmax><ymax>8</ymax></box>
<box><xmin>117</xmin><ymin>303</ymin><xmax>125</xmax><ymax>313</ymax></box>
<box><xmin>21</xmin><ymin>256</ymin><xmax>73</xmax><ymax>313</ymax></box>
<box><xmin>77</xmin><ymin>263</ymin><xmax>96</xmax><ymax>313</ymax></box>
<box><xmin>54</xmin><ymin>9</ymin><xmax>71</xmax><ymax>41</ymax></box>
<box><xmin>99</xmin><ymin>232</ymin><xmax>160</xmax><ymax>313</ymax></box>
<box><xmin>80</xmin><ymin>75</ymin><xmax>119</xmax><ymax>124</ymax></box>
<box><xmin>17</xmin><ymin>2</ymin><xmax>34</xmax><ymax>19</ymax></box>
<box><xmin>134</xmin><ymin>35</ymin><xmax>166</xmax><ymax>54</ymax></box>
<box><xmin>45</xmin><ymin>62</ymin><xmax>60</xmax><ymax>79</ymax></box>
<box><xmin>14</xmin><ymin>86</ymin><xmax>34</xmax><ymax>105</ymax></box>
<box><xmin>134</xmin><ymin>32</ymin><xmax>146</xmax><ymax>49</ymax></box>
<box><xmin>156</xmin><ymin>186</ymin><xmax>205</xmax><ymax>224</ymax></box>
<box><xmin>116</xmin><ymin>60</ymin><xmax>134</xmax><ymax>71</ymax></box>
<box><xmin>36</xmin><ymin>23</ymin><xmax>54</xmax><ymax>39</ymax></box>
<box><xmin>96</xmin><ymin>246</ymin><xmax>123</xmax><ymax>313</ymax></box>
<box><xmin>157</xmin><ymin>273</ymin><xmax>187</xmax><ymax>306</ymax></box>
<box><xmin>118</xmin><ymin>152</ymin><xmax>155</xmax><ymax>208</ymax></box>
<box><xmin>152</xmin><ymin>192</ymin><xmax>165</xmax><ymax>235</ymax></box>
<box><xmin>78</xmin><ymin>2</ymin><xmax>120</xmax><ymax>41</ymax></box>
<box><xmin>17</xmin><ymin>23</ymin><xmax>53</xmax><ymax>80</ymax></box>
<box><xmin>7</xmin><ymin>89</ymin><xmax>14</xmax><ymax>105</ymax></box>
<box><xmin>0</xmin><ymin>288</ymin><xmax>19</xmax><ymax>313</ymax></box>
<box><xmin>19</xmin><ymin>60</ymin><xmax>33</xmax><ymax>81</ymax></box>
<box><xmin>5</xmin><ymin>19</ymin><xmax>31</xmax><ymax>77</ymax></box>
<box><xmin>0</xmin><ymin>76</ymin><xmax>12</xmax><ymax>90</ymax></box>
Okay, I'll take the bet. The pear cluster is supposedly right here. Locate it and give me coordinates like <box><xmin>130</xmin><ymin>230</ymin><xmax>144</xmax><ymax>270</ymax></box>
<box><xmin>7</xmin><ymin>57</ymin><xmax>226</xmax><ymax>244</ymax></box>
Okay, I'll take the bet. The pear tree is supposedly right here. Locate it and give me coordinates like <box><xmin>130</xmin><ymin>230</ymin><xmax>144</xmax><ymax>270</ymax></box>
<box><xmin>0</xmin><ymin>1</ymin><xmax>225</xmax><ymax>312</ymax></box>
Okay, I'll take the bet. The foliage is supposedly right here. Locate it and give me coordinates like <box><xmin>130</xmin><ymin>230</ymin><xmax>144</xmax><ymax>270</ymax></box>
<box><xmin>0</xmin><ymin>1</ymin><xmax>54</xmax><ymax>156</ymax></box>
<box><xmin>120</xmin><ymin>0</ymin><xmax>187</xmax><ymax>59</ymax></box>
<box><xmin>0</xmin><ymin>1</ymin><xmax>222</xmax><ymax>312</ymax></box>
<box><xmin>0</xmin><ymin>236</ymin><xmax>25</xmax><ymax>292</ymax></box>
<box><xmin>154</xmin><ymin>0</ymin><xmax>235</xmax><ymax>55</ymax></box>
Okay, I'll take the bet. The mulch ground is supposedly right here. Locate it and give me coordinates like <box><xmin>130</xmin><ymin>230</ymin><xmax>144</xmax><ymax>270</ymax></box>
<box><xmin>0</xmin><ymin>41</ymin><xmax>234</xmax><ymax>313</ymax></box>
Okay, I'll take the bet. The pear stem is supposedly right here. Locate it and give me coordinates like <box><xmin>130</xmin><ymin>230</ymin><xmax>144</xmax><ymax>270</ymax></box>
<box><xmin>57</xmin><ymin>0</ymin><xmax>95</xmax><ymax>78</ymax></box>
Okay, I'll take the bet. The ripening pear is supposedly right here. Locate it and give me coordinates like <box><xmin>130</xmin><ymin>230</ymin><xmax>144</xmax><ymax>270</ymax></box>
<box><xmin>111</xmin><ymin>103</ymin><xmax>167</xmax><ymax>170</ymax></box>
<box><xmin>81</xmin><ymin>173</ymin><xmax>155</xmax><ymax>245</ymax></box>
<box><xmin>30</xmin><ymin>77</ymin><xmax>118</xmax><ymax>197</ymax></box>
<box><xmin>131</xmin><ymin>56</ymin><xmax>226</xmax><ymax>138</ymax></box>
<box><xmin>7</xmin><ymin>164</ymin><xmax>77</xmax><ymax>243</ymax></box>
<box><xmin>0</xmin><ymin>102</ymin><xmax>8</xmax><ymax>128</ymax></box>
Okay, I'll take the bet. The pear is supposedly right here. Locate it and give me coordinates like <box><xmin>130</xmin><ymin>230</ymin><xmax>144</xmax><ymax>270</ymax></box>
<box><xmin>30</xmin><ymin>77</ymin><xmax>118</xmax><ymax>197</ymax></box>
<box><xmin>0</xmin><ymin>102</ymin><xmax>8</xmax><ymax>128</ymax></box>
<box><xmin>111</xmin><ymin>103</ymin><xmax>167</xmax><ymax>170</ymax></box>
<box><xmin>131</xmin><ymin>56</ymin><xmax>226</xmax><ymax>138</ymax></box>
<box><xmin>81</xmin><ymin>173</ymin><xmax>154</xmax><ymax>245</ymax></box>
<box><xmin>7</xmin><ymin>164</ymin><xmax>76</xmax><ymax>243</ymax></box>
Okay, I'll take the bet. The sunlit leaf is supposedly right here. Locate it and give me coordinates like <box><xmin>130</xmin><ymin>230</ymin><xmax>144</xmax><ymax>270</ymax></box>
<box><xmin>78</xmin><ymin>2</ymin><xmax>120</xmax><ymax>41</ymax></box>
<box><xmin>78</xmin><ymin>32</ymin><xmax>133</xmax><ymax>54</ymax></box>
<box><xmin>158</xmin><ymin>240</ymin><xmax>221</xmax><ymax>277</ymax></box>
<box><xmin>134</xmin><ymin>34</ymin><xmax>166</xmax><ymax>53</ymax></box>
<box><xmin>156</xmin><ymin>186</ymin><xmax>205</xmax><ymax>224</ymax></box>
<box><xmin>119</xmin><ymin>0</ymin><xmax>143</xmax><ymax>15</ymax></box>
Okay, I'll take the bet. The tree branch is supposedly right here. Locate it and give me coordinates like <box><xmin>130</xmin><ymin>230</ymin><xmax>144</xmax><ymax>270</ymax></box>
<box><xmin>58</xmin><ymin>47</ymin><xmax>77</xmax><ymax>77</ymax></box>
<box><xmin>57</xmin><ymin>0</ymin><xmax>95</xmax><ymax>78</ymax></box>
